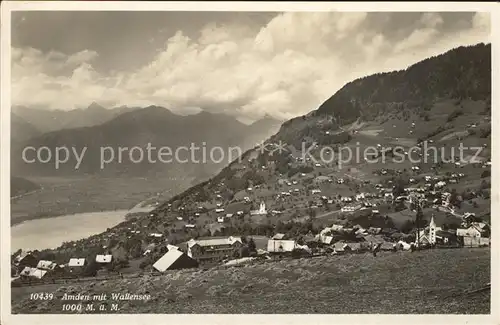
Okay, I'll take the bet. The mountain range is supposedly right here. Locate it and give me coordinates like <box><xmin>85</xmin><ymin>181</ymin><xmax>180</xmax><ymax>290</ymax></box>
<box><xmin>11</xmin><ymin>105</ymin><xmax>283</xmax><ymax>178</ymax></box>
<box><xmin>12</xmin><ymin>103</ymin><xmax>138</xmax><ymax>134</ymax></box>
<box><xmin>11</xmin><ymin>113</ymin><xmax>42</xmax><ymax>143</ymax></box>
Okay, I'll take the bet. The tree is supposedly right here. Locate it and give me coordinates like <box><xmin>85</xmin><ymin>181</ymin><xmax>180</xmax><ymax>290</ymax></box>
<box><xmin>392</xmin><ymin>179</ymin><xmax>406</xmax><ymax>197</ymax></box>
<box><xmin>415</xmin><ymin>206</ymin><xmax>424</xmax><ymax>246</ymax></box>
<box><xmin>238</xmin><ymin>246</ymin><xmax>250</xmax><ymax>258</ymax></box>
<box><xmin>447</xmin><ymin>109</ymin><xmax>463</xmax><ymax>122</ymax></box>
<box><xmin>11</xmin><ymin>249</ymin><xmax>22</xmax><ymax>263</ymax></box>
<box><xmin>449</xmin><ymin>189</ymin><xmax>461</xmax><ymax>208</ymax></box>
<box><xmin>83</xmin><ymin>259</ymin><xmax>100</xmax><ymax>277</ymax></box>
<box><xmin>139</xmin><ymin>260</ymin><xmax>149</xmax><ymax>270</ymax></box>
<box><xmin>130</xmin><ymin>245</ymin><xmax>143</xmax><ymax>259</ymax></box>
<box><xmin>38</xmin><ymin>251</ymin><xmax>57</xmax><ymax>262</ymax></box>
<box><xmin>481</xmin><ymin>170</ymin><xmax>491</xmax><ymax>178</ymax></box>
<box><xmin>247</xmin><ymin>237</ymin><xmax>257</xmax><ymax>254</ymax></box>
<box><xmin>394</xmin><ymin>201</ymin><xmax>406</xmax><ymax>212</ymax></box>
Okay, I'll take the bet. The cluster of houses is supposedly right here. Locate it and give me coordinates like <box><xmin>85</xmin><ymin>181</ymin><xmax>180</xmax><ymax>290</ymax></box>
<box><xmin>151</xmin><ymin>214</ymin><xmax>490</xmax><ymax>272</ymax></box>
<box><xmin>13</xmin><ymin>209</ymin><xmax>490</xmax><ymax>285</ymax></box>
<box><xmin>270</xmin><ymin>165</ymin><xmax>473</xmax><ymax>217</ymax></box>
<box><xmin>11</xmin><ymin>253</ymin><xmax>114</xmax><ymax>282</ymax></box>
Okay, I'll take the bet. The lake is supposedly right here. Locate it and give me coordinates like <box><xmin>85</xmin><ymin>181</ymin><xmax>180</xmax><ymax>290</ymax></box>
<box><xmin>11</xmin><ymin>210</ymin><xmax>128</xmax><ymax>253</ymax></box>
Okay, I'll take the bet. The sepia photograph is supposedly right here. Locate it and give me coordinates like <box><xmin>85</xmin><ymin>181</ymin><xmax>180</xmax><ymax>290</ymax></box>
<box><xmin>1</xmin><ymin>1</ymin><xmax>498</xmax><ymax>324</ymax></box>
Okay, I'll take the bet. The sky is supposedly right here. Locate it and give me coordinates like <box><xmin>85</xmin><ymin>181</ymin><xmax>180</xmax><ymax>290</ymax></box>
<box><xmin>11</xmin><ymin>11</ymin><xmax>490</xmax><ymax>122</ymax></box>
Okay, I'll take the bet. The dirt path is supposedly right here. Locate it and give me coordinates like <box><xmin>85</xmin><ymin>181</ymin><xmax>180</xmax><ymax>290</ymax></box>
<box><xmin>358</xmin><ymin>129</ymin><xmax>383</xmax><ymax>137</ymax></box>
<box><xmin>10</xmin><ymin>188</ymin><xmax>44</xmax><ymax>201</ymax></box>
<box><xmin>315</xmin><ymin>209</ymin><xmax>342</xmax><ymax>219</ymax></box>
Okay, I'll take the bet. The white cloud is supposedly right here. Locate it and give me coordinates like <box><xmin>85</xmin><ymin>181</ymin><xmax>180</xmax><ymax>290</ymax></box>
<box><xmin>472</xmin><ymin>12</ymin><xmax>490</xmax><ymax>37</ymax></box>
<box><xmin>393</xmin><ymin>13</ymin><xmax>444</xmax><ymax>53</ymax></box>
<box><xmin>12</xmin><ymin>12</ymin><xmax>491</xmax><ymax>121</ymax></box>
<box><xmin>65</xmin><ymin>50</ymin><xmax>99</xmax><ymax>65</ymax></box>
<box><xmin>394</xmin><ymin>28</ymin><xmax>439</xmax><ymax>53</ymax></box>
<box><xmin>420</xmin><ymin>12</ymin><xmax>444</xmax><ymax>29</ymax></box>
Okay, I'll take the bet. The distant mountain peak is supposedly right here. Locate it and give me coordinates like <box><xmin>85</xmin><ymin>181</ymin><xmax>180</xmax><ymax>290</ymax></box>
<box><xmin>142</xmin><ymin>105</ymin><xmax>174</xmax><ymax>115</ymax></box>
<box><xmin>194</xmin><ymin>110</ymin><xmax>239</xmax><ymax>121</ymax></box>
<box><xmin>197</xmin><ymin>110</ymin><xmax>212</xmax><ymax>115</ymax></box>
<box><xmin>251</xmin><ymin>114</ymin><xmax>282</xmax><ymax>127</ymax></box>
<box><xmin>87</xmin><ymin>102</ymin><xmax>106</xmax><ymax>110</ymax></box>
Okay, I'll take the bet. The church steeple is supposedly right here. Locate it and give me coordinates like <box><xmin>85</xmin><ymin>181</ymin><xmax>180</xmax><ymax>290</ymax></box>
<box><xmin>259</xmin><ymin>201</ymin><xmax>267</xmax><ymax>214</ymax></box>
<box><xmin>429</xmin><ymin>215</ymin><xmax>437</xmax><ymax>245</ymax></box>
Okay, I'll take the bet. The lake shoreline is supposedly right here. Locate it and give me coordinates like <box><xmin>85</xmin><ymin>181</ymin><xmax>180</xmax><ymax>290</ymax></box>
<box><xmin>11</xmin><ymin>195</ymin><xmax>160</xmax><ymax>227</ymax></box>
<box><xmin>11</xmin><ymin>210</ymin><xmax>115</xmax><ymax>227</ymax></box>
<box><xmin>11</xmin><ymin>210</ymin><xmax>133</xmax><ymax>253</ymax></box>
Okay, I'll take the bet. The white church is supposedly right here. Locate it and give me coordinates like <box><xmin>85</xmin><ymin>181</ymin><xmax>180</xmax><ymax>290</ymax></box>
<box><xmin>250</xmin><ymin>201</ymin><xmax>267</xmax><ymax>216</ymax></box>
<box><xmin>415</xmin><ymin>216</ymin><xmax>442</xmax><ymax>247</ymax></box>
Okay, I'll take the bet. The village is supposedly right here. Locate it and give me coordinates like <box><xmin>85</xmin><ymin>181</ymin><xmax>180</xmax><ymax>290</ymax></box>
<box><xmin>11</xmin><ymin>134</ymin><xmax>492</xmax><ymax>287</ymax></box>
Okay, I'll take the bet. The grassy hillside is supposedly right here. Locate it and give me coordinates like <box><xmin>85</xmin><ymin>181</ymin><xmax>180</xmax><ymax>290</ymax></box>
<box><xmin>11</xmin><ymin>113</ymin><xmax>42</xmax><ymax>143</ymax></box>
<box><xmin>315</xmin><ymin>43</ymin><xmax>491</xmax><ymax>123</ymax></box>
<box><xmin>12</xmin><ymin>248</ymin><xmax>490</xmax><ymax>314</ymax></box>
<box><xmin>10</xmin><ymin>176</ymin><xmax>40</xmax><ymax>198</ymax></box>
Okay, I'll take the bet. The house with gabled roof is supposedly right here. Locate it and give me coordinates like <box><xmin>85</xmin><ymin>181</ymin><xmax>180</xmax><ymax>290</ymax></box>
<box><xmin>272</xmin><ymin>233</ymin><xmax>286</xmax><ymax>240</ymax></box>
<box><xmin>321</xmin><ymin>236</ymin><xmax>333</xmax><ymax>245</ymax></box>
<box><xmin>380</xmin><ymin>242</ymin><xmax>396</xmax><ymax>251</ymax></box>
<box><xmin>167</xmin><ymin>244</ymin><xmax>179</xmax><ymax>251</ymax></box>
<box><xmin>96</xmin><ymin>254</ymin><xmax>113</xmax><ymax>264</ymax></box>
<box><xmin>267</xmin><ymin>239</ymin><xmax>296</xmax><ymax>253</ymax></box>
<box><xmin>185</xmin><ymin>236</ymin><xmax>243</xmax><ymax>264</ymax></box>
<box><xmin>362</xmin><ymin>234</ymin><xmax>385</xmax><ymax>245</ymax></box>
<box><xmin>367</xmin><ymin>227</ymin><xmax>382</xmax><ymax>234</ymax></box>
<box><xmin>36</xmin><ymin>260</ymin><xmax>57</xmax><ymax>271</ymax></box>
<box><xmin>14</xmin><ymin>252</ymin><xmax>38</xmax><ymax>269</ymax></box>
<box><xmin>29</xmin><ymin>268</ymin><xmax>48</xmax><ymax>279</ymax></box>
<box><xmin>19</xmin><ymin>267</ymin><xmax>36</xmax><ymax>277</ymax></box>
<box><xmin>19</xmin><ymin>267</ymin><xmax>47</xmax><ymax>279</ymax></box>
<box><xmin>153</xmin><ymin>249</ymin><xmax>198</xmax><ymax>272</ymax></box>
<box><xmin>68</xmin><ymin>258</ymin><xmax>86</xmax><ymax>267</ymax></box>
<box><xmin>330</xmin><ymin>224</ymin><xmax>344</xmax><ymax>232</ymax></box>
<box><xmin>457</xmin><ymin>222</ymin><xmax>490</xmax><ymax>247</ymax></box>
<box><xmin>345</xmin><ymin>242</ymin><xmax>362</xmax><ymax>252</ymax></box>
<box><xmin>333</xmin><ymin>241</ymin><xmax>348</xmax><ymax>254</ymax></box>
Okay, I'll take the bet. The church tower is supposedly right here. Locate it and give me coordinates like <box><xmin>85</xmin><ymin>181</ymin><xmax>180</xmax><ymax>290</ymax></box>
<box><xmin>259</xmin><ymin>201</ymin><xmax>267</xmax><ymax>214</ymax></box>
<box><xmin>429</xmin><ymin>215</ymin><xmax>437</xmax><ymax>245</ymax></box>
